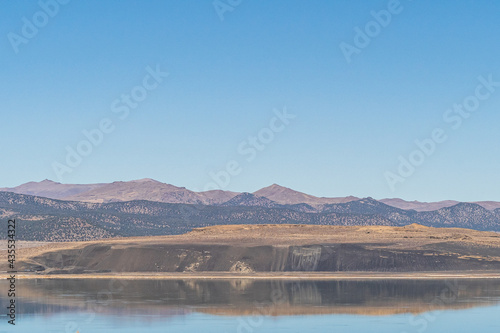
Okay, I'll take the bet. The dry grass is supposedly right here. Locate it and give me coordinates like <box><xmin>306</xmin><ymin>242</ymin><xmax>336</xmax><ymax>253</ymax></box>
<box><xmin>6</xmin><ymin>224</ymin><xmax>500</xmax><ymax>261</ymax></box>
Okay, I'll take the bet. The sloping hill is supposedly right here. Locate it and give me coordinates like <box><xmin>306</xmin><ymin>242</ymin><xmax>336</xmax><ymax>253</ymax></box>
<box><xmin>0</xmin><ymin>179</ymin><xmax>105</xmax><ymax>200</ymax></box>
<box><xmin>380</xmin><ymin>198</ymin><xmax>500</xmax><ymax>212</ymax></box>
<box><xmin>220</xmin><ymin>193</ymin><xmax>281</xmax><ymax>208</ymax></box>
<box><xmin>379</xmin><ymin>198</ymin><xmax>459</xmax><ymax>211</ymax></box>
<box><xmin>65</xmin><ymin>178</ymin><xmax>238</xmax><ymax>204</ymax></box>
<box><xmin>2</xmin><ymin>191</ymin><xmax>500</xmax><ymax>242</ymax></box>
<box><xmin>253</xmin><ymin>184</ymin><xmax>358</xmax><ymax>206</ymax></box>
<box><xmin>11</xmin><ymin>224</ymin><xmax>500</xmax><ymax>274</ymax></box>
<box><xmin>3</xmin><ymin>179</ymin><xmax>500</xmax><ymax>212</ymax></box>
<box><xmin>414</xmin><ymin>203</ymin><xmax>500</xmax><ymax>230</ymax></box>
<box><xmin>0</xmin><ymin>192</ymin><xmax>393</xmax><ymax>241</ymax></box>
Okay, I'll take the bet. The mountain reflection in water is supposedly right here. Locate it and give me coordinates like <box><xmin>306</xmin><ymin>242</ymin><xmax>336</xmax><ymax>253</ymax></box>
<box><xmin>2</xmin><ymin>278</ymin><xmax>500</xmax><ymax>319</ymax></box>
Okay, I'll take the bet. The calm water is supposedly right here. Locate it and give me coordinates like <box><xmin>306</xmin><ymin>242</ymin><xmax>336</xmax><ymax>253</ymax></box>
<box><xmin>1</xmin><ymin>278</ymin><xmax>500</xmax><ymax>332</ymax></box>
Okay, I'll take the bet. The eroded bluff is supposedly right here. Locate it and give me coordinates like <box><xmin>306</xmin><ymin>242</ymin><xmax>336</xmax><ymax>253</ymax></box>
<box><xmin>21</xmin><ymin>242</ymin><xmax>500</xmax><ymax>274</ymax></box>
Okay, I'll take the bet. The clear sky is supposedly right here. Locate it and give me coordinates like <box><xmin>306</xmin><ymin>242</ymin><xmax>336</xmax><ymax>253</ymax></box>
<box><xmin>1</xmin><ymin>0</ymin><xmax>500</xmax><ymax>202</ymax></box>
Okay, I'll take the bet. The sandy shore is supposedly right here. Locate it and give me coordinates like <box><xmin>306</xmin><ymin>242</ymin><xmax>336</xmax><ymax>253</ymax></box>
<box><xmin>3</xmin><ymin>271</ymin><xmax>500</xmax><ymax>280</ymax></box>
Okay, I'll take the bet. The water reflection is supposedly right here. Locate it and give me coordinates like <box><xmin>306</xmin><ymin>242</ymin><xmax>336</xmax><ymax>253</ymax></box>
<box><xmin>2</xmin><ymin>278</ymin><xmax>500</xmax><ymax>319</ymax></box>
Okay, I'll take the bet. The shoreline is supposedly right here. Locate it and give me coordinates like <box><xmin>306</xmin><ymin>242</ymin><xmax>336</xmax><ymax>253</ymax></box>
<box><xmin>3</xmin><ymin>271</ymin><xmax>500</xmax><ymax>280</ymax></box>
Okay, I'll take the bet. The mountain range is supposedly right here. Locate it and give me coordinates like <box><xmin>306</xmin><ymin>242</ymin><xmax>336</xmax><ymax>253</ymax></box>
<box><xmin>2</xmin><ymin>178</ymin><xmax>500</xmax><ymax>211</ymax></box>
<box><xmin>1</xmin><ymin>179</ymin><xmax>500</xmax><ymax>241</ymax></box>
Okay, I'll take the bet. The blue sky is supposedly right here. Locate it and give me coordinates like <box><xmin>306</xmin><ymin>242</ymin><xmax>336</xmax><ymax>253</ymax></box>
<box><xmin>1</xmin><ymin>0</ymin><xmax>500</xmax><ymax>202</ymax></box>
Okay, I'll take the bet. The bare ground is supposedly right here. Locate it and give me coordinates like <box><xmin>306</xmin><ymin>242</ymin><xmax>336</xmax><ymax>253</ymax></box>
<box><xmin>3</xmin><ymin>224</ymin><xmax>500</xmax><ymax>276</ymax></box>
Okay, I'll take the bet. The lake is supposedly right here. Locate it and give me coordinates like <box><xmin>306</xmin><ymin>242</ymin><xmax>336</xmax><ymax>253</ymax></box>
<box><xmin>1</xmin><ymin>278</ymin><xmax>500</xmax><ymax>332</ymax></box>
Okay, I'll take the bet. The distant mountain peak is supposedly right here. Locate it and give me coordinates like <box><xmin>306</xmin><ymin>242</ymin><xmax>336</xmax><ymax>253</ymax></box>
<box><xmin>254</xmin><ymin>184</ymin><xmax>358</xmax><ymax>206</ymax></box>
<box><xmin>239</xmin><ymin>192</ymin><xmax>258</xmax><ymax>197</ymax></box>
<box><xmin>0</xmin><ymin>179</ymin><xmax>106</xmax><ymax>200</ymax></box>
<box><xmin>221</xmin><ymin>192</ymin><xmax>279</xmax><ymax>208</ymax></box>
<box><xmin>256</xmin><ymin>183</ymin><xmax>302</xmax><ymax>195</ymax></box>
<box><xmin>40</xmin><ymin>179</ymin><xmax>57</xmax><ymax>184</ymax></box>
<box><xmin>3</xmin><ymin>179</ymin><xmax>500</xmax><ymax>212</ymax></box>
<box><xmin>130</xmin><ymin>178</ymin><xmax>162</xmax><ymax>183</ymax></box>
<box><xmin>447</xmin><ymin>202</ymin><xmax>486</xmax><ymax>211</ymax></box>
<box><xmin>262</xmin><ymin>183</ymin><xmax>292</xmax><ymax>191</ymax></box>
<box><xmin>357</xmin><ymin>197</ymin><xmax>379</xmax><ymax>205</ymax></box>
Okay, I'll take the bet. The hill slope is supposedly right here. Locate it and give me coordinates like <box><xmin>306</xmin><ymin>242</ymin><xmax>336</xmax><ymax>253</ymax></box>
<box><xmin>253</xmin><ymin>184</ymin><xmax>359</xmax><ymax>206</ymax></box>
<box><xmin>0</xmin><ymin>179</ymin><xmax>105</xmax><ymax>200</ymax></box>
<box><xmin>3</xmin><ymin>179</ymin><xmax>500</xmax><ymax>211</ymax></box>
<box><xmin>11</xmin><ymin>224</ymin><xmax>500</xmax><ymax>274</ymax></box>
<box><xmin>65</xmin><ymin>178</ymin><xmax>238</xmax><ymax>204</ymax></box>
<box><xmin>2</xmin><ymin>192</ymin><xmax>500</xmax><ymax>241</ymax></box>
